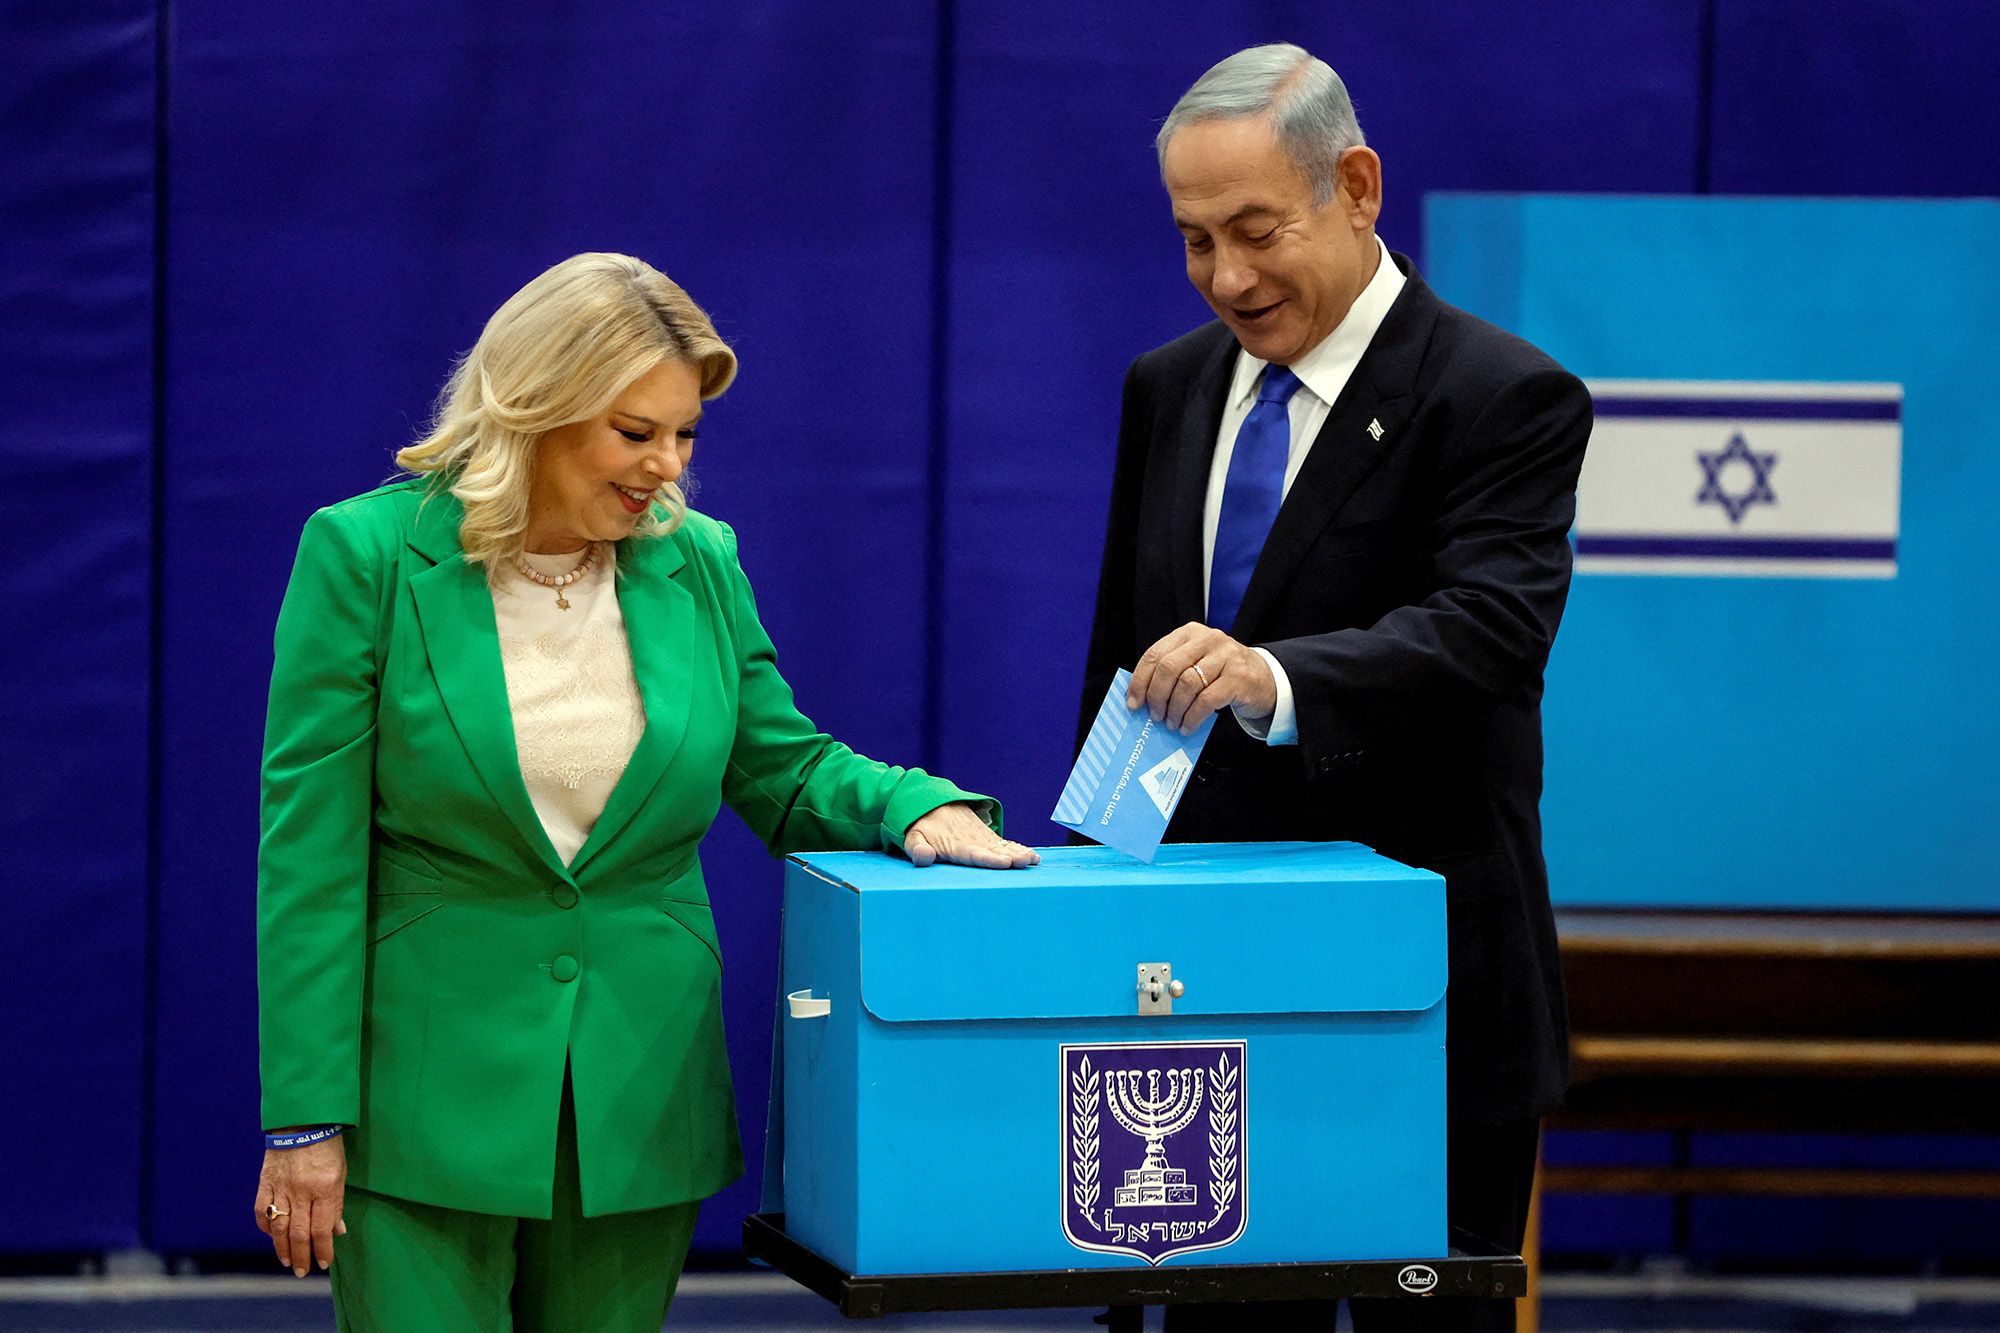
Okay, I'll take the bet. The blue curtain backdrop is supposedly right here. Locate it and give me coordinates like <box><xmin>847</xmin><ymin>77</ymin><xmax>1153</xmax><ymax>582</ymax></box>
<box><xmin>3</xmin><ymin>0</ymin><xmax>1996</xmax><ymax>1262</ymax></box>
<box><xmin>148</xmin><ymin>0</ymin><xmax>943</xmax><ymax>1255</ymax></box>
<box><xmin>0</xmin><ymin>1</ymin><xmax>156</xmax><ymax>1253</ymax></box>
<box><xmin>935</xmin><ymin>0</ymin><xmax>1705</xmax><ymax>853</ymax></box>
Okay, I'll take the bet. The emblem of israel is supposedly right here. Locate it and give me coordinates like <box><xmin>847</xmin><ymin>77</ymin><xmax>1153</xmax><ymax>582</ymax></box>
<box><xmin>1061</xmin><ymin>1041</ymin><xmax>1247</xmax><ymax>1265</ymax></box>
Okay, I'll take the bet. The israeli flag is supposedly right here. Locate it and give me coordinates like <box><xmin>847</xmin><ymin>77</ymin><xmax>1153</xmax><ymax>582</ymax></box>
<box><xmin>1575</xmin><ymin>380</ymin><xmax>1902</xmax><ymax>578</ymax></box>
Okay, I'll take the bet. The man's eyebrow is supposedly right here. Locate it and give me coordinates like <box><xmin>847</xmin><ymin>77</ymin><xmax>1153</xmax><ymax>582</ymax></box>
<box><xmin>1223</xmin><ymin>204</ymin><xmax>1280</xmax><ymax>227</ymax></box>
<box><xmin>1175</xmin><ymin>204</ymin><xmax>1280</xmax><ymax>231</ymax></box>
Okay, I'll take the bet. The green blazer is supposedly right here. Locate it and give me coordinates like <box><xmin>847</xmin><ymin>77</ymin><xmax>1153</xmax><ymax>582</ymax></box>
<box><xmin>258</xmin><ymin>479</ymin><xmax>989</xmax><ymax>1219</ymax></box>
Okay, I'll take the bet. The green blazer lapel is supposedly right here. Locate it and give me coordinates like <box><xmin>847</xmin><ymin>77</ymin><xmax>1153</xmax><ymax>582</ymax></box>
<box><xmin>568</xmin><ymin>533</ymin><xmax>695</xmax><ymax>877</ymax></box>
<box><xmin>405</xmin><ymin>501</ymin><xmax>573</xmax><ymax>883</ymax></box>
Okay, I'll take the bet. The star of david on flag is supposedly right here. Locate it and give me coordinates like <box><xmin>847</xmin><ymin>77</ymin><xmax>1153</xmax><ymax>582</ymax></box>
<box><xmin>1696</xmin><ymin>431</ymin><xmax>1777</xmax><ymax>524</ymax></box>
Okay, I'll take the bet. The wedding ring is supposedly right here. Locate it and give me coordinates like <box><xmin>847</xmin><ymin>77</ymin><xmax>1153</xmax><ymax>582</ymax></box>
<box><xmin>1191</xmin><ymin>664</ymin><xmax>1210</xmax><ymax>687</ymax></box>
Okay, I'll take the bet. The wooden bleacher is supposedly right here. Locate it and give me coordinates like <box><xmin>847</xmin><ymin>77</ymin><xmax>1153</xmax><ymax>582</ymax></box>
<box><xmin>1520</xmin><ymin>909</ymin><xmax>2000</xmax><ymax>1330</ymax></box>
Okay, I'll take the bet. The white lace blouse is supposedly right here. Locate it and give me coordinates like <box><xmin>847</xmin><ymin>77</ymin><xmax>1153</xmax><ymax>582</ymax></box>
<box><xmin>492</xmin><ymin>546</ymin><xmax>645</xmax><ymax>866</ymax></box>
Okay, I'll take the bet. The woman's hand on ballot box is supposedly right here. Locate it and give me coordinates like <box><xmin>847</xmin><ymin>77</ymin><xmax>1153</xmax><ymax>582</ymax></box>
<box><xmin>904</xmin><ymin>801</ymin><xmax>1039</xmax><ymax>869</ymax></box>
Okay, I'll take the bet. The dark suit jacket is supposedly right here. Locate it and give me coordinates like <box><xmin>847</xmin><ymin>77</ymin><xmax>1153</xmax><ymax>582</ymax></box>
<box><xmin>1077</xmin><ymin>254</ymin><xmax>1590</xmax><ymax>1125</ymax></box>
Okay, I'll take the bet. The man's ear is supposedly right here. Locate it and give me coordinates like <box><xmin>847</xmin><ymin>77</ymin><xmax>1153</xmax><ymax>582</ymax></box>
<box><xmin>1335</xmin><ymin>146</ymin><xmax>1383</xmax><ymax>231</ymax></box>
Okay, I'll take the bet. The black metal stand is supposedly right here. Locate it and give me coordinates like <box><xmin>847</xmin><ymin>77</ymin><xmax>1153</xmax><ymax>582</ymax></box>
<box><xmin>742</xmin><ymin>1213</ymin><xmax>1526</xmax><ymax>1323</ymax></box>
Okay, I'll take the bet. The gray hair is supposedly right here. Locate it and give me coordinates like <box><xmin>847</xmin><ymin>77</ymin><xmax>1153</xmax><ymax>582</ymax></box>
<box><xmin>1156</xmin><ymin>43</ymin><xmax>1366</xmax><ymax>205</ymax></box>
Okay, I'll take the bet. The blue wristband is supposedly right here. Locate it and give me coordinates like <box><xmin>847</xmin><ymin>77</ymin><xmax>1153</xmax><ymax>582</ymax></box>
<box><xmin>265</xmin><ymin>1125</ymin><xmax>344</xmax><ymax>1150</ymax></box>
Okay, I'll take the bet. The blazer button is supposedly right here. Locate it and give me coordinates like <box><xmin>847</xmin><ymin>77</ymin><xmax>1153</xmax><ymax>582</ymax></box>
<box><xmin>552</xmin><ymin>885</ymin><xmax>579</xmax><ymax>910</ymax></box>
<box><xmin>551</xmin><ymin>955</ymin><xmax>579</xmax><ymax>983</ymax></box>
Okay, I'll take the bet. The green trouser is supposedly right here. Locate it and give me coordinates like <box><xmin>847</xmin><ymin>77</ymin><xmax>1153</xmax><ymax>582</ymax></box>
<box><xmin>331</xmin><ymin>1068</ymin><xmax>701</xmax><ymax>1332</ymax></box>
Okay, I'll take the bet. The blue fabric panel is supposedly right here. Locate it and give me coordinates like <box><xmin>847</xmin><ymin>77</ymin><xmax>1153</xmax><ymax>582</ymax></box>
<box><xmin>1539</xmin><ymin>1132</ymin><xmax>1676</xmax><ymax>1256</ymax></box>
<box><xmin>0</xmin><ymin>4</ymin><xmax>155</xmax><ymax>1253</ymax></box>
<box><xmin>936</xmin><ymin>2</ymin><xmax>1702</xmax><ymax>842</ymax></box>
<box><xmin>149</xmin><ymin>3</ymin><xmax>937</xmax><ymax>1253</ymax></box>
<box><xmin>1</xmin><ymin>0</ymin><xmax>1984</xmax><ymax>1270</ymax></box>
<box><xmin>1710</xmin><ymin>1</ymin><xmax>2000</xmax><ymax>196</ymax></box>
<box><xmin>1426</xmin><ymin>194</ymin><xmax>2000</xmax><ymax>912</ymax></box>
<box><xmin>1689</xmin><ymin>1134</ymin><xmax>2000</xmax><ymax>1266</ymax></box>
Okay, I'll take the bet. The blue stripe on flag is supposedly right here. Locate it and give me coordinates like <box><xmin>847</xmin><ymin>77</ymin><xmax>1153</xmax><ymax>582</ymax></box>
<box><xmin>1592</xmin><ymin>397</ymin><xmax>1899</xmax><ymax>421</ymax></box>
<box><xmin>1576</xmin><ymin>536</ymin><xmax>1897</xmax><ymax>560</ymax></box>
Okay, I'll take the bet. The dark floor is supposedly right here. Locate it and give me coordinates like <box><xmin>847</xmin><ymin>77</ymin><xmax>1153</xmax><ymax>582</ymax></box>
<box><xmin>4</xmin><ymin>1271</ymin><xmax>2000</xmax><ymax>1332</ymax></box>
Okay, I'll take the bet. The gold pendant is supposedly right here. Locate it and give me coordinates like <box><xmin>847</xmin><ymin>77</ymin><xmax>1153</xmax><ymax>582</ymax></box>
<box><xmin>556</xmin><ymin>593</ymin><xmax>571</xmax><ymax>610</ymax></box>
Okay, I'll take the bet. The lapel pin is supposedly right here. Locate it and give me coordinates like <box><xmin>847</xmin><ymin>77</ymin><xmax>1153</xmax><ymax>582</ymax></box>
<box><xmin>1367</xmin><ymin>418</ymin><xmax>1385</xmax><ymax>440</ymax></box>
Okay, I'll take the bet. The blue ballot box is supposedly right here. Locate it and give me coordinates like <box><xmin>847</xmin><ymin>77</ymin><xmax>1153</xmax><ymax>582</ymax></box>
<box><xmin>775</xmin><ymin>842</ymin><xmax>1446</xmax><ymax>1276</ymax></box>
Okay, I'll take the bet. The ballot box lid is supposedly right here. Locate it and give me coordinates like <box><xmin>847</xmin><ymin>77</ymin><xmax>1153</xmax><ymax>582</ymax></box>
<box><xmin>787</xmin><ymin>842</ymin><xmax>1444</xmax><ymax>1024</ymax></box>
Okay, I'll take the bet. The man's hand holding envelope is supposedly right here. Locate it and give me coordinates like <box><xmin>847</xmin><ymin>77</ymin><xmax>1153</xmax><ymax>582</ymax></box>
<box><xmin>1125</xmin><ymin>623</ymin><xmax>1278</xmax><ymax>735</ymax></box>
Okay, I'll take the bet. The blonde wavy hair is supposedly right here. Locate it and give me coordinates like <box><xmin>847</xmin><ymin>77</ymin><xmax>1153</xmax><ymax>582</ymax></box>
<box><xmin>396</xmin><ymin>252</ymin><xmax>737</xmax><ymax>567</ymax></box>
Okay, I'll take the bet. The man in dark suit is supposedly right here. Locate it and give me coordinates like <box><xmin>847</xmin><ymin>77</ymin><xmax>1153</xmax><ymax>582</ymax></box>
<box><xmin>1076</xmin><ymin>43</ymin><xmax>1590</xmax><ymax>1333</ymax></box>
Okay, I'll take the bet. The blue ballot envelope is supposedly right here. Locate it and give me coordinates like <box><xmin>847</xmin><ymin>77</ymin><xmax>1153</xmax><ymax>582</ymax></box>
<box><xmin>1054</xmin><ymin>669</ymin><xmax>1217</xmax><ymax>861</ymax></box>
<box><xmin>771</xmin><ymin>843</ymin><xmax>1447</xmax><ymax>1276</ymax></box>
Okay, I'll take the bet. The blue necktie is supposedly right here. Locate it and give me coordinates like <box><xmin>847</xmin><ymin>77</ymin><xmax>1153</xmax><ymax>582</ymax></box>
<box><xmin>1208</xmin><ymin>365</ymin><xmax>1304</xmax><ymax>631</ymax></box>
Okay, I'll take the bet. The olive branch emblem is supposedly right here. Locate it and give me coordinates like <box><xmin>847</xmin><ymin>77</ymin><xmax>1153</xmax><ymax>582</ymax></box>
<box><xmin>1207</xmin><ymin>1051</ymin><xmax>1239</xmax><ymax>1225</ymax></box>
<box><xmin>1070</xmin><ymin>1055</ymin><xmax>1102</xmax><ymax>1225</ymax></box>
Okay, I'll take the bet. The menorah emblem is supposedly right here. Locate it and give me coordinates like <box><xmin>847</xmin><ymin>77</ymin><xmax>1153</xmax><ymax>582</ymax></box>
<box><xmin>1062</xmin><ymin>1041</ymin><xmax>1247</xmax><ymax>1265</ymax></box>
<box><xmin>1107</xmin><ymin>1066</ymin><xmax>1203</xmax><ymax>1206</ymax></box>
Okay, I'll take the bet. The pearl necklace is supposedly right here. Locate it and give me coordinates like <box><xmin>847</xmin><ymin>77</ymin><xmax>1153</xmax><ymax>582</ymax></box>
<box><xmin>513</xmin><ymin>543</ymin><xmax>600</xmax><ymax>610</ymax></box>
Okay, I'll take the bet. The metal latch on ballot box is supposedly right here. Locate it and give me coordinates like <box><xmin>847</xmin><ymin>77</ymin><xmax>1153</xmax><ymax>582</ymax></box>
<box><xmin>1137</xmin><ymin>962</ymin><xmax>1186</xmax><ymax>1015</ymax></box>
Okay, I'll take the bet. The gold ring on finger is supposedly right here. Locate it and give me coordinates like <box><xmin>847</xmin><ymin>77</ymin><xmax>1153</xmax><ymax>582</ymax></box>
<box><xmin>1191</xmin><ymin>664</ymin><xmax>1209</xmax><ymax>687</ymax></box>
<box><xmin>265</xmin><ymin>1204</ymin><xmax>289</xmax><ymax>1220</ymax></box>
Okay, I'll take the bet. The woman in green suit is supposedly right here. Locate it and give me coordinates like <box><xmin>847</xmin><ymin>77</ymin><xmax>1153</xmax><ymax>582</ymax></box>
<box><xmin>250</xmin><ymin>252</ymin><xmax>1036</xmax><ymax>1330</ymax></box>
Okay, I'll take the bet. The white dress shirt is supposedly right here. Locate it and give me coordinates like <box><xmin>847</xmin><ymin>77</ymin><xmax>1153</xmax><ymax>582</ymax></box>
<box><xmin>1203</xmin><ymin>234</ymin><xmax>1406</xmax><ymax>746</ymax></box>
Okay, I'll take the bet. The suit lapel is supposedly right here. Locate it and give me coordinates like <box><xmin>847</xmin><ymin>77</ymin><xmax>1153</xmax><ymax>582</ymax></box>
<box><xmin>405</xmin><ymin>500</ymin><xmax>572</xmax><ymax>883</ymax></box>
<box><xmin>1169</xmin><ymin>330</ymin><xmax>1243</xmax><ymax>626</ymax></box>
<box><xmin>1230</xmin><ymin>258</ymin><xmax>1440</xmax><ymax>638</ymax></box>
<box><xmin>567</xmin><ymin>533</ymin><xmax>695</xmax><ymax>877</ymax></box>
